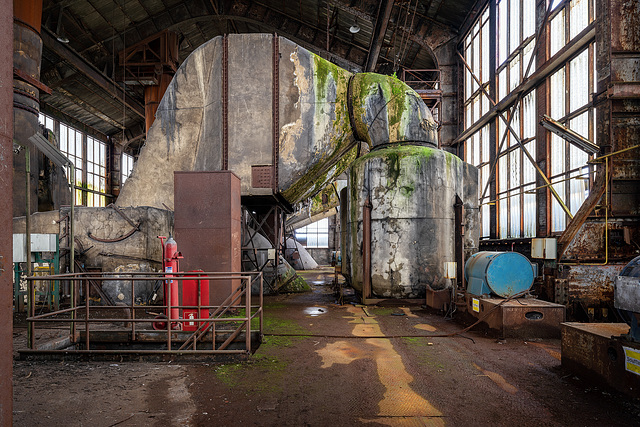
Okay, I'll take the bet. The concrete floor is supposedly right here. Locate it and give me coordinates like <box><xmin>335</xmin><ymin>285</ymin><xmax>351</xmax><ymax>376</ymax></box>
<box><xmin>13</xmin><ymin>267</ymin><xmax>640</xmax><ymax>426</ymax></box>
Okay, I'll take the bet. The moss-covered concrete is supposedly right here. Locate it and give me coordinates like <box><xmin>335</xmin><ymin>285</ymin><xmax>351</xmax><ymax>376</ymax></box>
<box><xmin>347</xmin><ymin>145</ymin><xmax>469</xmax><ymax>298</ymax></box>
<box><xmin>349</xmin><ymin>74</ymin><xmax>437</xmax><ymax>148</ymax></box>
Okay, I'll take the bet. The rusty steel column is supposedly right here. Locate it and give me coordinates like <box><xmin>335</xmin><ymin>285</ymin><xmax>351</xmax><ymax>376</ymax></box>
<box><xmin>362</xmin><ymin>198</ymin><xmax>372</xmax><ymax>301</ymax></box>
<box><xmin>12</xmin><ymin>0</ymin><xmax>42</xmax><ymax>217</ymax></box>
<box><xmin>144</xmin><ymin>73</ymin><xmax>172</xmax><ymax>133</ymax></box>
<box><xmin>0</xmin><ymin>1</ymin><xmax>14</xmax><ymax>425</ymax></box>
<box><xmin>454</xmin><ymin>195</ymin><xmax>465</xmax><ymax>291</ymax></box>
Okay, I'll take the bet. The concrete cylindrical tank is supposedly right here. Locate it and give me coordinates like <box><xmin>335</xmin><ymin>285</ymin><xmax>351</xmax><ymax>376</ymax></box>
<box><xmin>464</xmin><ymin>251</ymin><xmax>535</xmax><ymax>298</ymax></box>
<box><xmin>348</xmin><ymin>144</ymin><xmax>466</xmax><ymax>298</ymax></box>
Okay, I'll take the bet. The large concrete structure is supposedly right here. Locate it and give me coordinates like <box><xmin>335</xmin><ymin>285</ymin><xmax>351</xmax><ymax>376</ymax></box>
<box><xmin>347</xmin><ymin>145</ymin><xmax>477</xmax><ymax>298</ymax></box>
<box><xmin>116</xmin><ymin>34</ymin><xmax>444</xmax><ymax>212</ymax></box>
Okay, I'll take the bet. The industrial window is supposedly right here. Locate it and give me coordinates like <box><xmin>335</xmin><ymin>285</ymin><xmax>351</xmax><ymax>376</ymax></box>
<box><xmin>59</xmin><ymin>123</ymin><xmax>84</xmax><ymax>205</ymax></box>
<box><xmin>465</xmin><ymin>124</ymin><xmax>491</xmax><ymax>238</ymax></box>
<box><xmin>496</xmin><ymin>0</ymin><xmax>536</xmax><ymax>101</ymax></box>
<box><xmin>496</xmin><ymin>90</ymin><xmax>537</xmax><ymax>239</ymax></box>
<box><xmin>548</xmin><ymin>0</ymin><xmax>594</xmax><ymax>57</ymax></box>
<box><xmin>86</xmin><ymin>136</ymin><xmax>107</xmax><ymax>207</ymax></box>
<box><xmin>548</xmin><ymin>44</ymin><xmax>596</xmax><ymax>232</ymax></box>
<box><xmin>295</xmin><ymin>218</ymin><xmax>329</xmax><ymax>249</ymax></box>
<box><xmin>121</xmin><ymin>153</ymin><xmax>135</xmax><ymax>184</ymax></box>
<box><xmin>463</xmin><ymin>7</ymin><xmax>490</xmax><ymax>131</ymax></box>
<box><xmin>38</xmin><ymin>113</ymin><xmax>55</xmax><ymax>133</ymax></box>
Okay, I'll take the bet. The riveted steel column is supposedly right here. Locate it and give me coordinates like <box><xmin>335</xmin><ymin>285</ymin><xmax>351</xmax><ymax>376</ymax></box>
<box><xmin>0</xmin><ymin>1</ymin><xmax>14</xmax><ymax>424</ymax></box>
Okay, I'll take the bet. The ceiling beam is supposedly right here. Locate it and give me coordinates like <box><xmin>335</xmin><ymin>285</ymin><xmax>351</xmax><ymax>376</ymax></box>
<box><xmin>365</xmin><ymin>0</ymin><xmax>395</xmax><ymax>72</ymax></box>
<box><xmin>41</xmin><ymin>26</ymin><xmax>145</xmax><ymax>119</ymax></box>
<box><xmin>54</xmin><ymin>86</ymin><xmax>125</xmax><ymax>130</ymax></box>
<box><xmin>166</xmin><ymin>15</ymin><xmax>364</xmax><ymax>71</ymax></box>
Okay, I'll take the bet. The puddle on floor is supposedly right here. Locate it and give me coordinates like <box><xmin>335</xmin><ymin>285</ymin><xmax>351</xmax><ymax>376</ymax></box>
<box><xmin>303</xmin><ymin>306</ymin><xmax>327</xmax><ymax>317</ymax></box>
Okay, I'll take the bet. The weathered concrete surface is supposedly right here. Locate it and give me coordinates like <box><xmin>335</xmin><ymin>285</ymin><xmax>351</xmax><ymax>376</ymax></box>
<box><xmin>348</xmin><ymin>145</ymin><xmax>478</xmax><ymax>298</ymax></box>
<box><xmin>116</xmin><ymin>34</ymin><xmax>435</xmax><ymax>210</ymax></box>
<box><xmin>350</xmin><ymin>73</ymin><xmax>437</xmax><ymax>148</ymax></box>
<box><xmin>116</xmin><ymin>34</ymin><xmax>358</xmax><ymax>209</ymax></box>
<box><xmin>463</xmin><ymin>162</ymin><xmax>480</xmax><ymax>259</ymax></box>
<box><xmin>284</xmin><ymin>237</ymin><xmax>319</xmax><ymax>270</ymax></box>
<box><xmin>13</xmin><ymin>207</ymin><xmax>173</xmax><ymax>303</ymax></box>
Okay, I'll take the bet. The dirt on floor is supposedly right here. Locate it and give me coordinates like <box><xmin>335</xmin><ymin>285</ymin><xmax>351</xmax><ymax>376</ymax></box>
<box><xmin>12</xmin><ymin>267</ymin><xmax>640</xmax><ymax>426</ymax></box>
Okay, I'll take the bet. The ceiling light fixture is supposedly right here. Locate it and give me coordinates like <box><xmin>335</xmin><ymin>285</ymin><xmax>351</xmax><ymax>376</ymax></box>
<box><xmin>349</xmin><ymin>19</ymin><xmax>360</xmax><ymax>34</ymax></box>
<box><xmin>56</xmin><ymin>6</ymin><xmax>69</xmax><ymax>43</ymax></box>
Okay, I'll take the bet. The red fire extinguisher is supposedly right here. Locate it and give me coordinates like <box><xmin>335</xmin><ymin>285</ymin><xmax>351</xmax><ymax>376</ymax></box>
<box><xmin>156</xmin><ymin>235</ymin><xmax>182</xmax><ymax>330</ymax></box>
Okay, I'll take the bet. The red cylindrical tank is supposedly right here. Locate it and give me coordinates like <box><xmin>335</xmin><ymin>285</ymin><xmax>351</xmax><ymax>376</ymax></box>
<box><xmin>163</xmin><ymin>236</ymin><xmax>181</xmax><ymax>324</ymax></box>
<box><xmin>182</xmin><ymin>271</ymin><xmax>210</xmax><ymax>332</ymax></box>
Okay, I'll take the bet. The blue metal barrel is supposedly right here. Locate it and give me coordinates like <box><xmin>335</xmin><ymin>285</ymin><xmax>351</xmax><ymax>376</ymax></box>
<box><xmin>465</xmin><ymin>251</ymin><xmax>534</xmax><ymax>298</ymax></box>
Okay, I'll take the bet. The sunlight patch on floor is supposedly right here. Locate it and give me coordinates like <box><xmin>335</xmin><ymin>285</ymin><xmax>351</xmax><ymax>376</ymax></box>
<box><xmin>316</xmin><ymin>305</ymin><xmax>444</xmax><ymax>424</ymax></box>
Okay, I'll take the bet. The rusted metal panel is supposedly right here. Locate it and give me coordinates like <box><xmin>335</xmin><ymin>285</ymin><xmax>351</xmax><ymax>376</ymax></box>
<box><xmin>558</xmin><ymin>264</ymin><xmax>624</xmax><ymax>308</ymax></box>
<box><xmin>1</xmin><ymin>0</ymin><xmax>14</xmax><ymax>423</ymax></box>
<box><xmin>174</xmin><ymin>172</ymin><xmax>242</xmax><ymax>306</ymax></box>
<box><xmin>425</xmin><ymin>287</ymin><xmax>451</xmax><ymax>310</ymax></box>
<box><xmin>561</xmin><ymin>322</ymin><xmax>640</xmax><ymax>397</ymax></box>
<box><xmin>562</xmin><ymin>221</ymin><xmax>640</xmax><ymax>261</ymax></box>
<box><xmin>609</xmin><ymin>0</ymin><xmax>640</xmax><ymax>52</ymax></box>
<box><xmin>467</xmin><ymin>297</ymin><xmax>566</xmax><ymax>338</ymax></box>
<box><xmin>251</xmin><ymin>165</ymin><xmax>273</xmax><ymax>188</ymax></box>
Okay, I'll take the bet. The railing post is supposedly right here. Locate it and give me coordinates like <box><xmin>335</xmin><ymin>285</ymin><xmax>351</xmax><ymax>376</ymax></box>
<box><xmin>85</xmin><ymin>278</ymin><xmax>89</xmax><ymax>350</ymax></box>
<box><xmin>131</xmin><ymin>276</ymin><xmax>136</xmax><ymax>341</ymax></box>
<box><xmin>245</xmin><ymin>276</ymin><xmax>251</xmax><ymax>353</ymax></box>
<box><xmin>167</xmin><ymin>277</ymin><xmax>172</xmax><ymax>351</ymax></box>
<box><xmin>259</xmin><ymin>273</ymin><xmax>263</xmax><ymax>336</ymax></box>
<box><xmin>28</xmin><ymin>279</ymin><xmax>34</xmax><ymax>349</ymax></box>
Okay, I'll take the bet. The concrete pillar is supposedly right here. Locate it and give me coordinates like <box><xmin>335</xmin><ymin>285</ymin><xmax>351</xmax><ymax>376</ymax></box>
<box><xmin>0</xmin><ymin>2</ymin><xmax>14</xmax><ymax>425</ymax></box>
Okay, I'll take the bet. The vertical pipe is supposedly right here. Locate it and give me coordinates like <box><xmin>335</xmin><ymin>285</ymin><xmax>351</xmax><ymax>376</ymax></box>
<box><xmin>0</xmin><ymin>0</ymin><xmax>14</xmax><ymax>422</ymax></box>
<box><xmin>454</xmin><ymin>195</ymin><xmax>464</xmax><ymax>294</ymax></box>
<box><xmin>69</xmin><ymin>165</ymin><xmax>75</xmax><ymax>337</ymax></box>
<box><xmin>25</xmin><ymin>147</ymin><xmax>31</xmax><ymax>279</ymax></box>
<box><xmin>362</xmin><ymin>198</ymin><xmax>372</xmax><ymax>301</ymax></box>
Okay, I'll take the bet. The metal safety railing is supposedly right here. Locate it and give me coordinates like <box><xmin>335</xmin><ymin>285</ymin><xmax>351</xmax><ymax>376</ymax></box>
<box><xmin>24</xmin><ymin>271</ymin><xmax>263</xmax><ymax>356</ymax></box>
<box><xmin>401</xmin><ymin>69</ymin><xmax>441</xmax><ymax>91</ymax></box>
